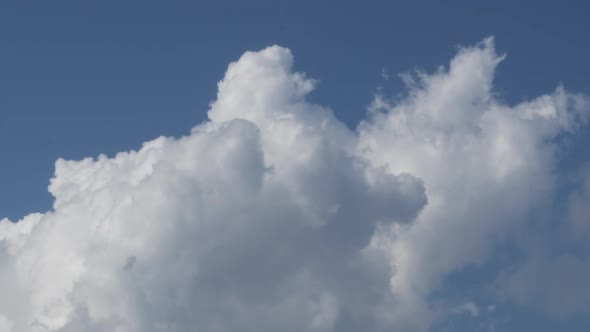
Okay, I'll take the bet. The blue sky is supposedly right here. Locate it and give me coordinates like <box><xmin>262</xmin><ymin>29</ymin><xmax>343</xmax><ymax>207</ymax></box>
<box><xmin>1</xmin><ymin>1</ymin><xmax>590</xmax><ymax>331</ymax></box>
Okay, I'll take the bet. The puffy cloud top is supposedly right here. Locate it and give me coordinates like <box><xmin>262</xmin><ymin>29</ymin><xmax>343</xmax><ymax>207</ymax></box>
<box><xmin>1</xmin><ymin>38</ymin><xmax>589</xmax><ymax>332</ymax></box>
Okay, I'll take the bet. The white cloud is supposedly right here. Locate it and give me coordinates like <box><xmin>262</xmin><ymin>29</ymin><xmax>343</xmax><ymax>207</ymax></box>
<box><xmin>0</xmin><ymin>38</ymin><xmax>589</xmax><ymax>332</ymax></box>
<box><xmin>453</xmin><ymin>302</ymin><xmax>479</xmax><ymax>317</ymax></box>
<box><xmin>0</xmin><ymin>316</ymin><xmax>13</xmax><ymax>332</ymax></box>
<box><xmin>0</xmin><ymin>45</ymin><xmax>425</xmax><ymax>332</ymax></box>
<box><xmin>358</xmin><ymin>37</ymin><xmax>590</xmax><ymax>329</ymax></box>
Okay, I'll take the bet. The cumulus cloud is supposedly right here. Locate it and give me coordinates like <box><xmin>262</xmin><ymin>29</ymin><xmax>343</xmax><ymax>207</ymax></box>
<box><xmin>358</xmin><ymin>37</ymin><xmax>590</xmax><ymax>329</ymax></box>
<box><xmin>0</xmin><ymin>38</ymin><xmax>589</xmax><ymax>332</ymax></box>
<box><xmin>0</xmin><ymin>45</ymin><xmax>425</xmax><ymax>332</ymax></box>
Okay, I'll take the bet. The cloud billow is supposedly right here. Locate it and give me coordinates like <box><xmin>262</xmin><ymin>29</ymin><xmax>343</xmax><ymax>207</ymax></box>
<box><xmin>1</xmin><ymin>38</ymin><xmax>589</xmax><ymax>331</ymax></box>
